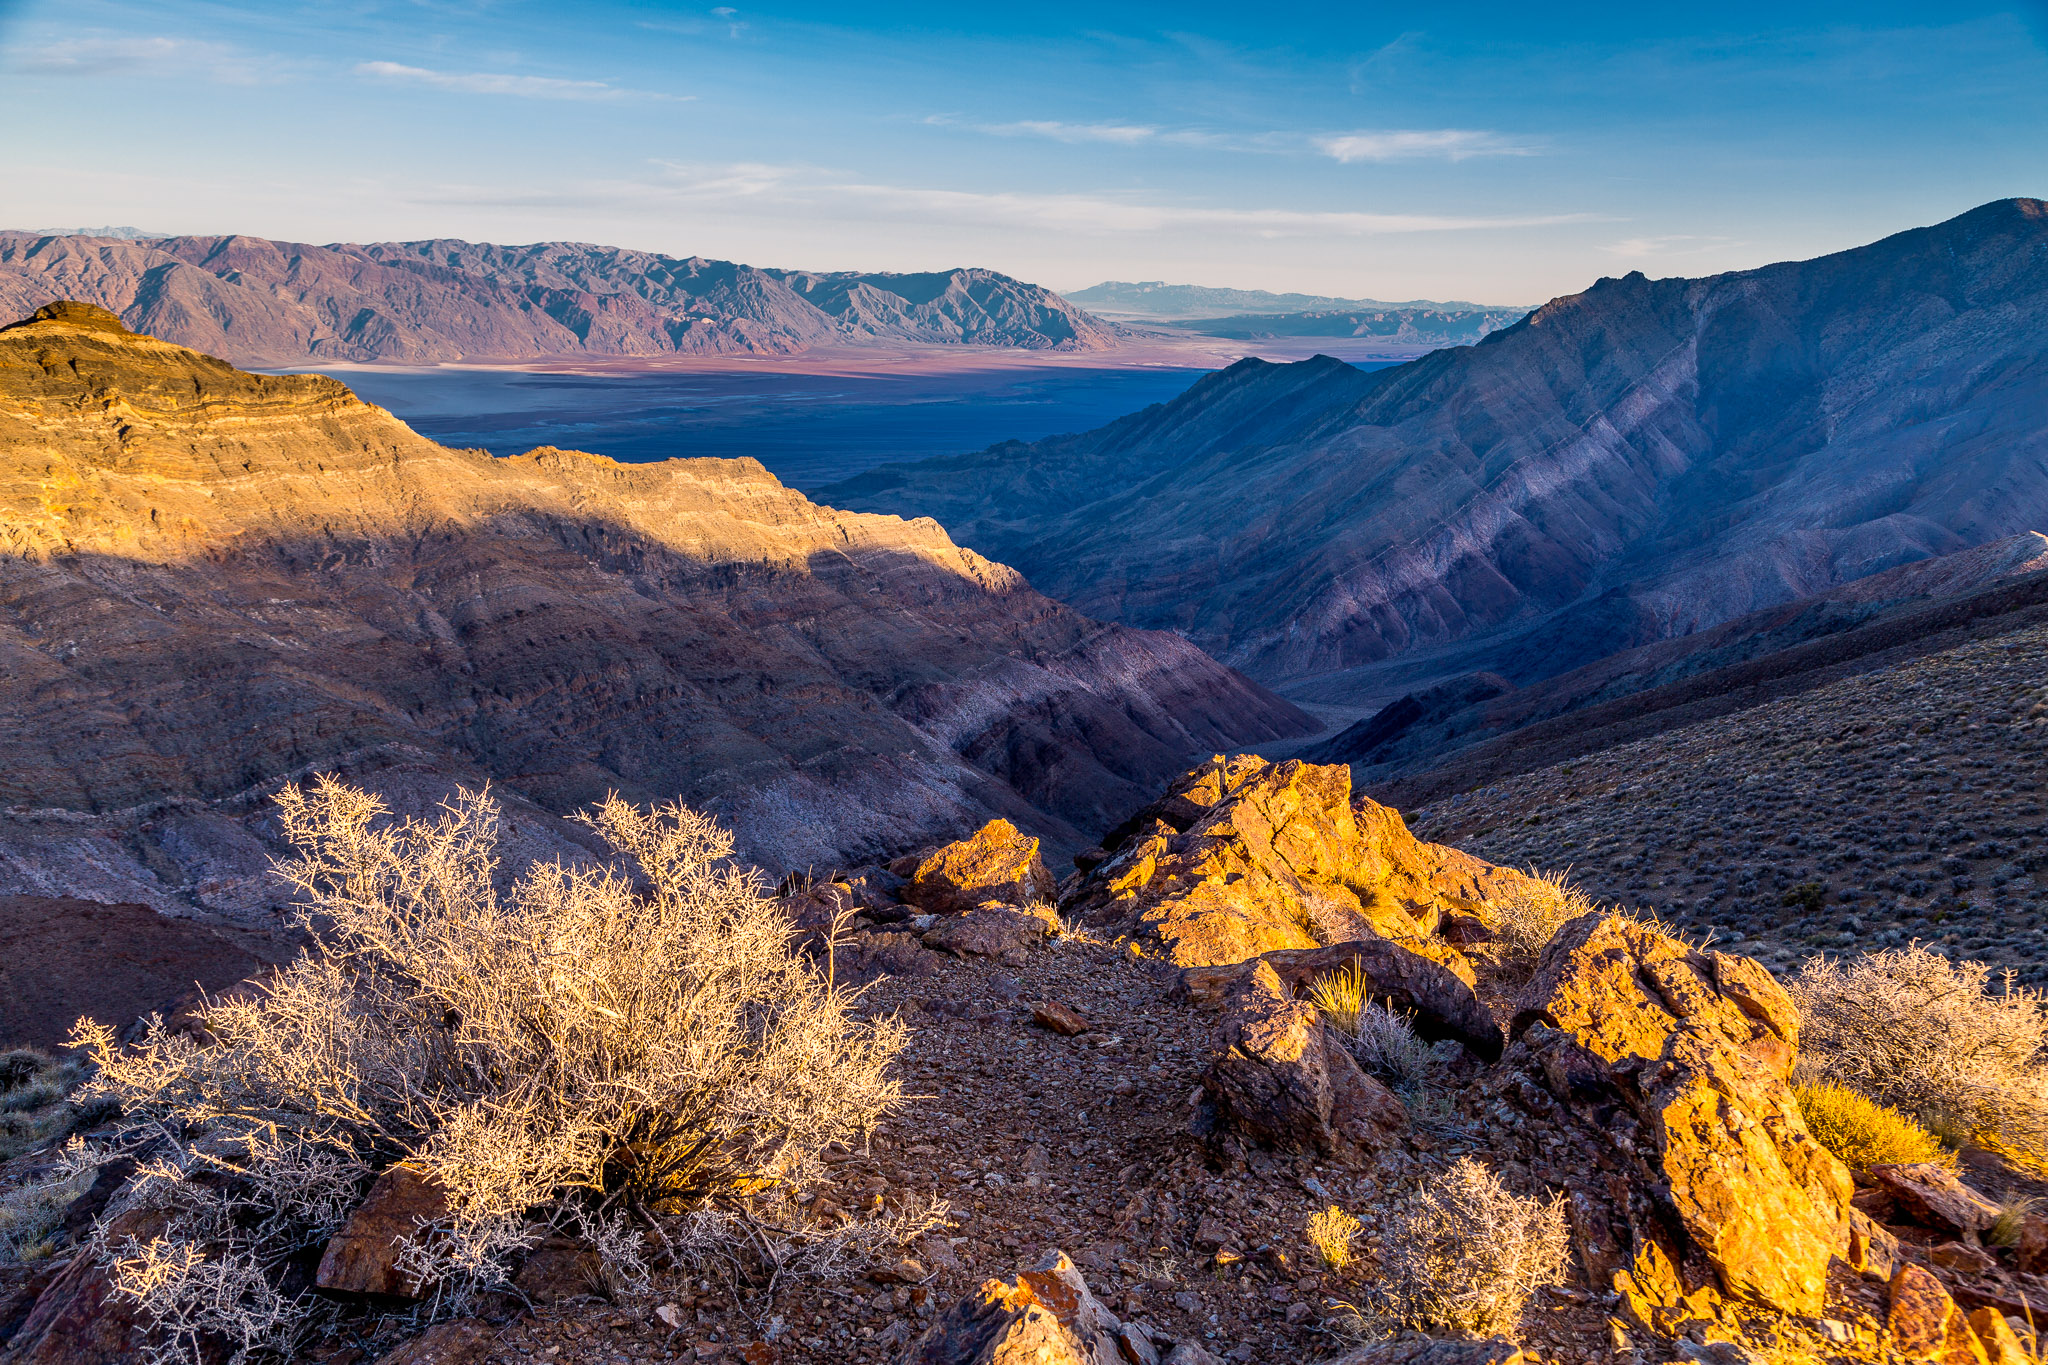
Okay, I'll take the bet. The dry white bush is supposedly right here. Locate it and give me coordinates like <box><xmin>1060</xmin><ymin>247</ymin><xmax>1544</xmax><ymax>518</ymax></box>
<box><xmin>1483</xmin><ymin>867</ymin><xmax>1599</xmax><ymax>976</ymax></box>
<box><xmin>1350</xmin><ymin>1002</ymin><xmax>1446</xmax><ymax>1094</ymax></box>
<box><xmin>73</xmin><ymin>779</ymin><xmax>906</xmax><ymax>1363</ymax></box>
<box><xmin>1378</xmin><ymin>1157</ymin><xmax>1569</xmax><ymax>1337</ymax></box>
<box><xmin>1791</xmin><ymin>944</ymin><xmax>2048</xmax><ymax>1165</ymax></box>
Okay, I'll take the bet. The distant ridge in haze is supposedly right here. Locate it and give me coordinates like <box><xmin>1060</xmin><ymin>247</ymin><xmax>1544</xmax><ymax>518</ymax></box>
<box><xmin>1067</xmin><ymin>280</ymin><xmax>1522</xmax><ymax>320</ymax></box>
<box><xmin>0</xmin><ymin>232</ymin><xmax>1123</xmax><ymax>366</ymax></box>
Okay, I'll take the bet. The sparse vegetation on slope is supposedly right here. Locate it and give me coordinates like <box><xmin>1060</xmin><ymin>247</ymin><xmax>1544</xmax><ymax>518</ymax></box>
<box><xmin>71</xmin><ymin>779</ymin><xmax>905</xmax><ymax>1362</ymax></box>
<box><xmin>1416</xmin><ymin>625</ymin><xmax>2048</xmax><ymax>983</ymax></box>
<box><xmin>1791</xmin><ymin>943</ymin><xmax>2048</xmax><ymax>1166</ymax></box>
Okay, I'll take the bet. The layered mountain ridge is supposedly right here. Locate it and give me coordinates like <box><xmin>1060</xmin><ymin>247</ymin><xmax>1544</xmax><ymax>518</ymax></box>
<box><xmin>0</xmin><ymin>301</ymin><xmax>1307</xmax><ymax>918</ymax></box>
<box><xmin>0</xmin><ymin>232</ymin><xmax>1123</xmax><ymax>365</ymax></box>
<box><xmin>826</xmin><ymin>198</ymin><xmax>2048</xmax><ymax>702</ymax></box>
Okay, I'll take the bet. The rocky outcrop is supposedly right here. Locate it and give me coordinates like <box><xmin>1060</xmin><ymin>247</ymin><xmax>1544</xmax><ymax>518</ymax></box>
<box><xmin>0</xmin><ymin>234</ymin><xmax>1124</xmax><ymax>364</ymax></box>
<box><xmin>898</xmin><ymin>1250</ymin><xmax>1132</xmax><ymax>1365</ymax></box>
<box><xmin>828</xmin><ymin>199</ymin><xmax>2048</xmax><ymax>702</ymax></box>
<box><xmin>1068</xmin><ymin>755</ymin><xmax>1540</xmax><ymax>969</ymax></box>
<box><xmin>1511</xmin><ymin>915</ymin><xmax>1852</xmax><ymax>1315</ymax></box>
<box><xmin>905</xmin><ymin>820</ymin><xmax>1055</xmax><ymax>915</ymax></box>
<box><xmin>1199</xmin><ymin>961</ymin><xmax>1406</xmax><ymax>1164</ymax></box>
<box><xmin>0</xmin><ymin>305</ymin><xmax>1310</xmax><ymax>910</ymax></box>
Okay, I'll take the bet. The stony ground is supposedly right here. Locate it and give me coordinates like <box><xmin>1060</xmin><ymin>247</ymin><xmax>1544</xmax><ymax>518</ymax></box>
<box><xmin>1409</xmin><ymin>624</ymin><xmax>2048</xmax><ymax>985</ymax></box>
<box><xmin>314</xmin><ymin>940</ymin><xmax>1629</xmax><ymax>1365</ymax></box>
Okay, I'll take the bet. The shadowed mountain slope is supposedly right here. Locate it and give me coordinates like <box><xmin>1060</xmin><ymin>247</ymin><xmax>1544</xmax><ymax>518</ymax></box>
<box><xmin>824</xmin><ymin>199</ymin><xmax>2048</xmax><ymax>699</ymax></box>
<box><xmin>0</xmin><ymin>302</ymin><xmax>1307</xmax><ymax>916</ymax></box>
<box><xmin>0</xmin><ymin>233</ymin><xmax>1122</xmax><ymax>365</ymax></box>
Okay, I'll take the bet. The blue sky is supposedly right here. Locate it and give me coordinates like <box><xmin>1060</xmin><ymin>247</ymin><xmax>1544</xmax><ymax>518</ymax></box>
<box><xmin>2</xmin><ymin>1</ymin><xmax>2044</xmax><ymax>303</ymax></box>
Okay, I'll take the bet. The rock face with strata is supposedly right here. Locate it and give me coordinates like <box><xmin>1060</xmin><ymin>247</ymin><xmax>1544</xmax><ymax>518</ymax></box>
<box><xmin>1200</xmin><ymin>960</ymin><xmax>1407</xmax><ymax>1165</ymax></box>
<box><xmin>0</xmin><ymin>304</ymin><xmax>1310</xmax><ymax>910</ymax></box>
<box><xmin>1068</xmin><ymin>755</ymin><xmax>1541</xmax><ymax>968</ymax></box>
<box><xmin>1511</xmin><ymin>914</ymin><xmax>1853</xmax><ymax>1315</ymax></box>
<box><xmin>828</xmin><ymin>199</ymin><xmax>2048</xmax><ymax>702</ymax></box>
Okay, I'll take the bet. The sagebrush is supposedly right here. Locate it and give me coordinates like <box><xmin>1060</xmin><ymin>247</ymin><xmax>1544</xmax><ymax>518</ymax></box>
<box><xmin>1791</xmin><ymin>944</ymin><xmax>2048</xmax><ymax>1167</ymax></box>
<box><xmin>74</xmin><ymin>779</ymin><xmax>909</xmax><ymax>1363</ymax></box>
<box><xmin>1377</xmin><ymin>1157</ymin><xmax>1568</xmax><ymax>1337</ymax></box>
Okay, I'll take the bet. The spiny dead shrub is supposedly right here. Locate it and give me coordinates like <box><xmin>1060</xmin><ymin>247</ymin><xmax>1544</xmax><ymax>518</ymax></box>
<box><xmin>1790</xmin><ymin>944</ymin><xmax>2048</xmax><ymax>1168</ymax></box>
<box><xmin>1482</xmin><ymin>867</ymin><xmax>1600</xmax><ymax>976</ymax></box>
<box><xmin>73</xmin><ymin>779</ymin><xmax>908</xmax><ymax>1363</ymax></box>
<box><xmin>1377</xmin><ymin>1157</ymin><xmax>1569</xmax><ymax>1338</ymax></box>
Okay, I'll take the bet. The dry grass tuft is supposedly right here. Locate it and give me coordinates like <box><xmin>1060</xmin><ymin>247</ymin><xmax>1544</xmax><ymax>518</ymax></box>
<box><xmin>1306</xmin><ymin>962</ymin><xmax>1369</xmax><ymax>1034</ymax></box>
<box><xmin>1305</xmin><ymin>1204</ymin><xmax>1361</xmax><ymax>1270</ymax></box>
<box><xmin>1377</xmin><ymin>1156</ymin><xmax>1569</xmax><ymax>1338</ymax></box>
<box><xmin>72</xmin><ymin>778</ymin><xmax>910</xmax><ymax>1364</ymax></box>
<box><xmin>1482</xmin><ymin>867</ymin><xmax>1600</xmax><ymax>976</ymax></box>
<box><xmin>1791</xmin><ymin>944</ymin><xmax>2048</xmax><ymax>1168</ymax></box>
<box><xmin>1793</xmin><ymin>1080</ymin><xmax>1953</xmax><ymax>1174</ymax></box>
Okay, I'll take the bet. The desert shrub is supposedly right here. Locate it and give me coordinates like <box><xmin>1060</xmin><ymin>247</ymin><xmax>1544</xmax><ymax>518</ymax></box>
<box><xmin>1305</xmin><ymin>1204</ymin><xmax>1361</xmax><ymax>1270</ymax></box>
<box><xmin>1306</xmin><ymin>962</ymin><xmax>1369</xmax><ymax>1034</ymax></box>
<box><xmin>0</xmin><ymin>1048</ymin><xmax>47</xmax><ymax>1092</ymax></box>
<box><xmin>1483</xmin><ymin>868</ymin><xmax>1600</xmax><ymax>975</ymax></box>
<box><xmin>1378</xmin><ymin>1157</ymin><xmax>1569</xmax><ymax>1338</ymax></box>
<box><xmin>0</xmin><ymin>1052</ymin><xmax>89</xmax><ymax>1162</ymax></box>
<box><xmin>1350</xmin><ymin>1002</ymin><xmax>1446</xmax><ymax>1094</ymax></box>
<box><xmin>73</xmin><ymin>778</ymin><xmax>907</xmax><ymax>1363</ymax></box>
<box><xmin>1791</xmin><ymin>944</ymin><xmax>2048</xmax><ymax>1166</ymax></box>
<box><xmin>1793</xmin><ymin>1080</ymin><xmax>1953</xmax><ymax>1173</ymax></box>
<box><xmin>1990</xmin><ymin>1197</ymin><xmax>2040</xmax><ymax>1249</ymax></box>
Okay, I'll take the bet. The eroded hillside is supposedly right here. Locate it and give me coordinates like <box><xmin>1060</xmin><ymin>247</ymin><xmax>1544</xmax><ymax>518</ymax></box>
<box><xmin>0</xmin><ymin>302</ymin><xmax>1307</xmax><ymax>913</ymax></box>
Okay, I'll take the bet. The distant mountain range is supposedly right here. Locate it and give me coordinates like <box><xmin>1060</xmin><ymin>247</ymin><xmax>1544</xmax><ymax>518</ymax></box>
<box><xmin>1065</xmin><ymin>280</ymin><xmax>1520</xmax><ymax>320</ymax></box>
<box><xmin>823</xmin><ymin>199</ymin><xmax>2048</xmax><ymax>710</ymax></box>
<box><xmin>0</xmin><ymin>232</ymin><xmax>1123</xmax><ymax>365</ymax></box>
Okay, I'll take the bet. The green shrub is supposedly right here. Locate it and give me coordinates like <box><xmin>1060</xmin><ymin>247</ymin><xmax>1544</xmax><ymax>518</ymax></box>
<box><xmin>1793</xmin><ymin>1080</ymin><xmax>1952</xmax><ymax>1173</ymax></box>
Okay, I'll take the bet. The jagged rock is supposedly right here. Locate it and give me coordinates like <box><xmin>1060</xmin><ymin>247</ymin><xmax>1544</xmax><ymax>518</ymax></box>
<box><xmin>2018</xmin><ymin>1214</ymin><xmax>2048</xmax><ymax>1274</ymax></box>
<box><xmin>1161</xmin><ymin>1347</ymin><xmax>1225</xmax><ymax>1365</ymax></box>
<box><xmin>1201</xmin><ymin>961</ymin><xmax>1406</xmax><ymax>1165</ymax></box>
<box><xmin>1176</xmin><ymin>939</ymin><xmax>1501</xmax><ymax>1060</ymax></box>
<box><xmin>1512</xmin><ymin>915</ymin><xmax>1852</xmax><ymax>1315</ymax></box>
<box><xmin>1325</xmin><ymin>1337</ymin><xmax>1529</xmax><ymax>1365</ymax></box>
<box><xmin>1069</xmin><ymin>756</ymin><xmax>1539</xmax><ymax>969</ymax></box>
<box><xmin>836</xmin><ymin>929</ymin><xmax>944</xmax><ymax>984</ymax></box>
<box><xmin>1888</xmin><ymin>1264</ymin><xmax>1991</xmax><ymax>1364</ymax></box>
<box><xmin>371</xmin><ymin>1319</ymin><xmax>495</xmax><ymax>1365</ymax></box>
<box><xmin>1848</xmin><ymin>1208</ymin><xmax>1901</xmax><ymax>1281</ymax></box>
<box><xmin>315</xmin><ymin>1163</ymin><xmax>446</xmax><ymax>1297</ymax></box>
<box><xmin>1870</xmin><ymin>1163</ymin><xmax>2003</xmax><ymax>1237</ymax></box>
<box><xmin>897</xmin><ymin>1249</ymin><xmax>1123</xmax><ymax>1365</ymax></box>
<box><xmin>906</xmin><ymin>822</ymin><xmax>1056</xmax><ymax>916</ymax></box>
<box><xmin>922</xmin><ymin>905</ymin><xmax>1055</xmax><ymax>959</ymax></box>
<box><xmin>1966</xmin><ymin>1308</ymin><xmax>2032</xmax><ymax>1365</ymax></box>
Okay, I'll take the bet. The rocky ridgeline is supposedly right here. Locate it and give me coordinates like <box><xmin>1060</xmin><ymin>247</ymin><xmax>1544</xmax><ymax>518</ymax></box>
<box><xmin>12</xmin><ymin>755</ymin><xmax>2043</xmax><ymax>1365</ymax></box>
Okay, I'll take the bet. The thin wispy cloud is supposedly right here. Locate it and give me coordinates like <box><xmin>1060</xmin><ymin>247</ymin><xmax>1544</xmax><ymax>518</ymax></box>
<box><xmin>355</xmin><ymin>61</ymin><xmax>687</xmax><ymax>103</ymax></box>
<box><xmin>449</xmin><ymin>160</ymin><xmax>1602</xmax><ymax>240</ymax></box>
<box><xmin>976</xmin><ymin>120</ymin><xmax>1160</xmax><ymax>145</ymax></box>
<box><xmin>1314</xmin><ymin>129</ymin><xmax>1540</xmax><ymax>163</ymax></box>
<box><xmin>12</xmin><ymin>35</ymin><xmax>272</xmax><ymax>85</ymax></box>
<box><xmin>1604</xmin><ymin>234</ymin><xmax>1741</xmax><ymax>259</ymax></box>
